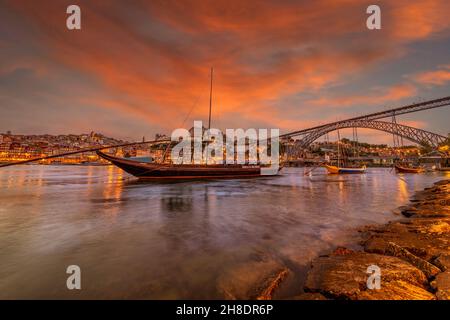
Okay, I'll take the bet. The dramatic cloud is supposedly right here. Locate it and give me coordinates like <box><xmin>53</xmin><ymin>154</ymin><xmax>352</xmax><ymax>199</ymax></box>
<box><xmin>1</xmin><ymin>0</ymin><xmax>449</xmax><ymax>142</ymax></box>
<box><xmin>412</xmin><ymin>65</ymin><xmax>450</xmax><ymax>86</ymax></box>
<box><xmin>307</xmin><ymin>84</ymin><xmax>418</xmax><ymax>108</ymax></box>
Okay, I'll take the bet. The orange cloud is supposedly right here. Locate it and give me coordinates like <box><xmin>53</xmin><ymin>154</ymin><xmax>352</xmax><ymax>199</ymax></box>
<box><xmin>2</xmin><ymin>0</ymin><xmax>450</xmax><ymax>138</ymax></box>
<box><xmin>412</xmin><ymin>65</ymin><xmax>450</xmax><ymax>86</ymax></box>
<box><xmin>307</xmin><ymin>84</ymin><xmax>417</xmax><ymax>108</ymax></box>
<box><xmin>387</xmin><ymin>0</ymin><xmax>450</xmax><ymax>42</ymax></box>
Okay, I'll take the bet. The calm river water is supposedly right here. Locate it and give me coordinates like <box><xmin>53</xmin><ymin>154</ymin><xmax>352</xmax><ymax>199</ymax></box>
<box><xmin>0</xmin><ymin>165</ymin><xmax>447</xmax><ymax>299</ymax></box>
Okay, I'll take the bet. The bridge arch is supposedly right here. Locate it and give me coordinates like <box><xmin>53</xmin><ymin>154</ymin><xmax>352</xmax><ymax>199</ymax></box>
<box><xmin>298</xmin><ymin>119</ymin><xmax>447</xmax><ymax>148</ymax></box>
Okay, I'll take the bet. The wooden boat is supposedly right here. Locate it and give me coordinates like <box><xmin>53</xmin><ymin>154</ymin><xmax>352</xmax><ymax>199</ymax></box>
<box><xmin>324</xmin><ymin>129</ymin><xmax>366</xmax><ymax>174</ymax></box>
<box><xmin>325</xmin><ymin>164</ymin><xmax>366</xmax><ymax>174</ymax></box>
<box><xmin>394</xmin><ymin>164</ymin><xmax>425</xmax><ymax>173</ymax></box>
<box><xmin>98</xmin><ymin>69</ymin><xmax>282</xmax><ymax>180</ymax></box>
<box><xmin>97</xmin><ymin>151</ymin><xmax>278</xmax><ymax>179</ymax></box>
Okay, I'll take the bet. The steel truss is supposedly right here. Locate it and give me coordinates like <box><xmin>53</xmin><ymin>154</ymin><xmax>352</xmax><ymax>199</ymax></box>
<box><xmin>298</xmin><ymin>120</ymin><xmax>447</xmax><ymax>148</ymax></box>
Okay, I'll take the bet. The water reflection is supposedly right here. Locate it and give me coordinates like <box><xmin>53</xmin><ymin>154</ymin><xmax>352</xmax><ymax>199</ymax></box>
<box><xmin>161</xmin><ymin>196</ymin><xmax>193</xmax><ymax>213</ymax></box>
<box><xmin>397</xmin><ymin>176</ymin><xmax>409</xmax><ymax>203</ymax></box>
<box><xmin>102</xmin><ymin>168</ymin><xmax>123</xmax><ymax>201</ymax></box>
<box><xmin>0</xmin><ymin>165</ymin><xmax>446</xmax><ymax>299</ymax></box>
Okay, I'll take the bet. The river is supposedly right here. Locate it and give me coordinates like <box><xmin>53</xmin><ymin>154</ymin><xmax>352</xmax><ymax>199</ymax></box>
<box><xmin>0</xmin><ymin>165</ymin><xmax>447</xmax><ymax>299</ymax></box>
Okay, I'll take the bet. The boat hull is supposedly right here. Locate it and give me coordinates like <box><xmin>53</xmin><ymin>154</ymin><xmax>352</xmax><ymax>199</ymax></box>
<box><xmin>97</xmin><ymin>151</ymin><xmax>276</xmax><ymax>179</ymax></box>
<box><xmin>325</xmin><ymin>165</ymin><xmax>366</xmax><ymax>174</ymax></box>
<box><xmin>395</xmin><ymin>164</ymin><xmax>425</xmax><ymax>173</ymax></box>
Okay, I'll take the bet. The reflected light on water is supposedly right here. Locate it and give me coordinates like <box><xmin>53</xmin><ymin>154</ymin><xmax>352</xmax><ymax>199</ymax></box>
<box><xmin>396</xmin><ymin>176</ymin><xmax>409</xmax><ymax>203</ymax></box>
<box><xmin>103</xmin><ymin>165</ymin><xmax>124</xmax><ymax>199</ymax></box>
<box><xmin>0</xmin><ymin>165</ymin><xmax>446</xmax><ymax>299</ymax></box>
<box><xmin>101</xmin><ymin>166</ymin><xmax>124</xmax><ymax>219</ymax></box>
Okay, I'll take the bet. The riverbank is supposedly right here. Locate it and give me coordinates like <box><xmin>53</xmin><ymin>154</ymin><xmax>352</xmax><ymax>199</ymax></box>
<box><xmin>297</xmin><ymin>179</ymin><xmax>450</xmax><ymax>300</ymax></box>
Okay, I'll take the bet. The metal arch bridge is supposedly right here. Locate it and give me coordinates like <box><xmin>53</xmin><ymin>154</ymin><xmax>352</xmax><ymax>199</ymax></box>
<box><xmin>1</xmin><ymin>96</ymin><xmax>449</xmax><ymax>168</ymax></box>
<box><xmin>280</xmin><ymin>95</ymin><xmax>450</xmax><ymax>148</ymax></box>
<box><xmin>297</xmin><ymin>119</ymin><xmax>447</xmax><ymax>148</ymax></box>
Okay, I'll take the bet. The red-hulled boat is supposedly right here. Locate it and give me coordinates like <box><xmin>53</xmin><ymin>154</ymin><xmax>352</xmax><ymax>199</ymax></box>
<box><xmin>97</xmin><ymin>151</ymin><xmax>276</xmax><ymax>179</ymax></box>
<box><xmin>394</xmin><ymin>163</ymin><xmax>425</xmax><ymax>173</ymax></box>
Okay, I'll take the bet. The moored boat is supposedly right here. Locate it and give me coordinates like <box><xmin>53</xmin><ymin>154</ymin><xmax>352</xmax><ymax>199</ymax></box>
<box><xmin>97</xmin><ymin>68</ymin><xmax>282</xmax><ymax>180</ymax></box>
<box><xmin>324</xmin><ymin>164</ymin><xmax>366</xmax><ymax>174</ymax></box>
<box><xmin>394</xmin><ymin>164</ymin><xmax>425</xmax><ymax>173</ymax></box>
<box><xmin>323</xmin><ymin>129</ymin><xmax>366</xmax><ymax>174</ymax></box>
<box><xmin>97</xmin><ymin>151</ymin><xmax>277</xmax><ymax>179</ymax></box>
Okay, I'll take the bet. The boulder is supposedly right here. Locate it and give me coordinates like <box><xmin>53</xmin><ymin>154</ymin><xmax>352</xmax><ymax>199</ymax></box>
<box><xmin>357</xmin><ymin>280</ymin><xmax>435</xmax><ymax>300</ymax></box>
<box><xmin>304</xmin><ymin>252</ymin><xmax>431</xmax><ymax>300</ymax></box>
<box><xmin>385</xmin><ymin>242</ymin><xmax>441</xmax><ymax>279</ymax></box>
<box><xmin>303</xmin><ymin>180</ymin><xmax>449</xmax><ymax>300</ymax></box>
<box><xmin>217</xmin><ymin>254</ymin><xmax>290</xmax><ymax>300</ymax></box>
<box><xmin>432</xmin><ymin>254</ymin><xmax>450</xmax><ymax>272</ymax></box>
<box><xmin>431</xmin><ymin>272</ymin><xmax>450</xmax><ymax>300</ymax></box>
<box><xmin>363</xmin><ymin>218</ymin><xmax>450</xmax><ymax>261</ymax></box>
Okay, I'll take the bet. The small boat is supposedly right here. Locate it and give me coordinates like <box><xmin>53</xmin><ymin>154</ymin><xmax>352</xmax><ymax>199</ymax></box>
<box><xmin>325</xmin><ymin>164</ymin><xmax>366</xmax><ymax>174</ymax></box>
<box><xmin>324</xmin><ymin>129</ymin><xmax>366</xmax><ymax>174</ymax></box>
<box><xmin>394</xmin><ymin>164</ymin><xmax>425</xmax><ymax>173</ymax></box>
<box><xmin>97</xmin><ymin>151</ymin><xmax>277</xmax><ymax>179</ymax></box>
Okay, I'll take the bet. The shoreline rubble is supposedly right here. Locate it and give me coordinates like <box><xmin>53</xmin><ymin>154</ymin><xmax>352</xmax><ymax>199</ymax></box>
<box><xmin>300</xmin><ymin>179</ymin><xmax>450</xmax><ymax>300</ymax></box>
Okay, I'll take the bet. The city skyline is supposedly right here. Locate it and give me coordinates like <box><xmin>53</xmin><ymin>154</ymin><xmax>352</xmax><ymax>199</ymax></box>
<box><xmin>1</xmin><ymin>0</ymin><xmax>450</xmax><ymax>143</ymax></box>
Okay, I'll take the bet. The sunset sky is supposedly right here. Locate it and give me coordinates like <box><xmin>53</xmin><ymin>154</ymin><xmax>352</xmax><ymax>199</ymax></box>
<box><xmin>1</xmin><ymin>0</ymin><xmax>449</xmax><ymax>144</ymax></box>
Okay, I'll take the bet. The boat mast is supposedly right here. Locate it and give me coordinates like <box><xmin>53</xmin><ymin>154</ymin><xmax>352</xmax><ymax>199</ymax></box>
<box><xmin>208</xmin><ymin>67</ymin><xmax>213</xmax><ymax>129</ymax></box>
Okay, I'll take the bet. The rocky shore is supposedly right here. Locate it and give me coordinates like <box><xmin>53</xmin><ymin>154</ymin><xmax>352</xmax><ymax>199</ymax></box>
<box><xmin>217</xmin><ymin>179</ymin><xmax>449</xmax><ymax>300</ymax></box>
<box><xmin>299</xmin><ymin>179</ymin><xmax>450</xmax><ymax>300</ymax></box>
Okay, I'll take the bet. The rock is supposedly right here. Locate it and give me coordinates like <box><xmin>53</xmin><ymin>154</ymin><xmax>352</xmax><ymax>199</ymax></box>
<box><xmin>363</xmin><ymin>218</ymin><xmax>450</xmax><ymax>261</ymax></box>
<box><xmin>400</xmin><ymin>206</ymin><xmax>419</xmax><ymax>217</ymax></box>
<box><xmin>257</xmin><ymin>268</ymin><xmax>289</xmax><ymax>300</ymax></box>
<box><xmin>405</xmin><ymin>182</ymin><xmax>450</xmax><ymax>219</ymax></box>
<box><xmin>301</xmin><ymin>180</ymin><xmax>449</xmax><ymax>300</ymax></box>
<box><xmin>217</xmin><ymin>255</ymin><xmax>290</xmax><ymax>300</ymax></box>
<box><xmin>364</xmin><ymin>237</ymin><xmax>389</xmax><ymax>255</ymax></box>
<box><xmin>395</xmin><ymin>205</ymin><xmax>411</xmax><ymax>215</ymax></box>
<box><xmin>385</xmin><ymin>242</ymin><xmax>441</xmax><ymax>279</ymax></box>
<box><xmin>304</xmin><ymin>252</ymin><xmax>431</xmax><ymax>300</ymax></box>
<box><xmin>431</xmin><ymin>272</ymin><xmax>450</xmax><ymax>300</ymax></box>
<box><xmin>402</xmin><ymin>206</ymin><xmax>450</xmax><ymax>218</ymax></box>
<box><xmin>331</xmin><ymin>247</ymin><xmax>354</xmax><ymax>256</ymax></box>
<box><xmin>432</xmin><ymin>254</ymin><xmax>450</xmax><ymax>272</ymax></box>
<box><xmin>434</xmin><ymin>180</ymin><xmax>450</xmax><ymax>186</ymax></box>
<box><xmin>357</xmin><ymin>280</ymin><xmax>435</xmax><ymax>300</ymax></box>
<box><xmin>427</xmin><ymin>221</ymin><xmax>450</xmax><ymax>233</ymax></box>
